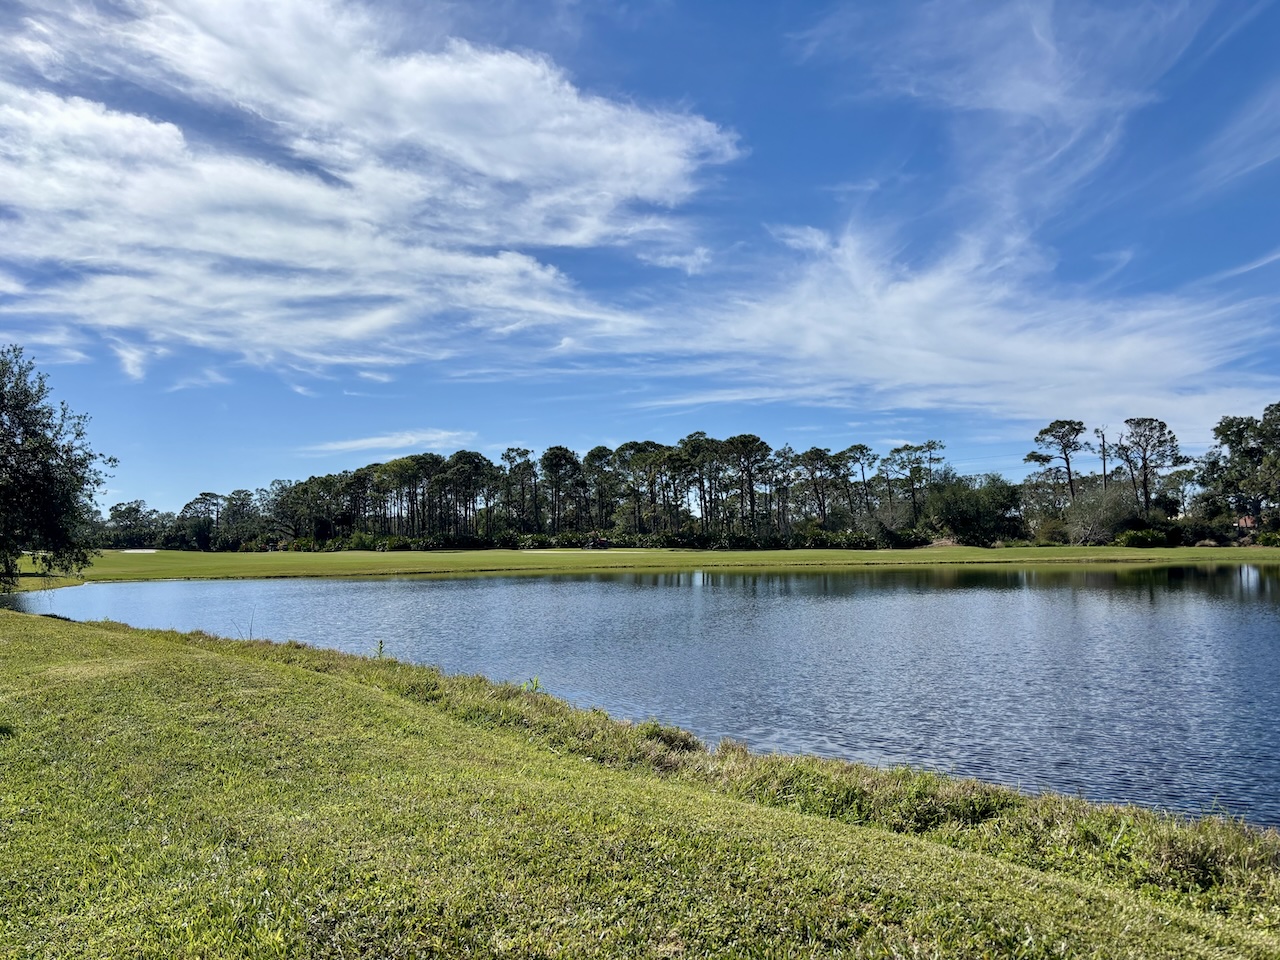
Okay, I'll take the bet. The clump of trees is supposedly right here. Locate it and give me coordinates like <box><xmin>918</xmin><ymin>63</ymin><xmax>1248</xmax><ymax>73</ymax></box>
<box><xmin>1021</xmin><ymin>412</ymin><xmax>1280</xmax><ymax>546</ymax></box>
<box><xmin>1198</xmin><ymin>405</ymin><xmax>1280</xmax><ymax>531</ymax></box>
<box><xmin>89</xmin><ymin>403</ymin><xmax>1280</xmax><ymax>553</ymax></box>
<box><xmin>1</xmin><ymin>346</ymin><xmax>113</xmax><ymax>588</ymax></box>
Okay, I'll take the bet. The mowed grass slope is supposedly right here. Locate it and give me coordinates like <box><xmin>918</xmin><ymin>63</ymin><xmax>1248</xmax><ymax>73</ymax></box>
<box><xmin>61</xmin><ymin>544</ymin><xmax>1280</xmax><ymax>585</ymax></box>
<box><xmin>3</xmin><ymin>612</ymin><xmax>1279</xmax><ymax>958</ymax></box>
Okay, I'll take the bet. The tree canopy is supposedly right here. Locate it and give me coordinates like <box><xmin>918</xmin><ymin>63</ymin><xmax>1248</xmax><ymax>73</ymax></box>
<box><xmin>1199</xmin><ymin>404</ymin><xmax>1280</xmax><ymax>523</ymax></box>
<box><xmin>0</xmin><ymin>345</ymin><xmax>113</xmax><ymax>589</ymax></box>
<box><xmin>1025</xmin><ymin>420</ymin><xmax>1086</xmax><ymax>500</ymax></box>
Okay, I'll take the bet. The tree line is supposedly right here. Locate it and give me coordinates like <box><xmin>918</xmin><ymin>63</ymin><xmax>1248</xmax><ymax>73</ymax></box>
<box><xmin>94</xmin><ymin>411</ymin><xmax>1280</xmax><ymax>553</ymax></box>
<box><xmin>11</xmin><ymin>344</ymin><xmax>1274</xmax><ymax>589</ymax></box>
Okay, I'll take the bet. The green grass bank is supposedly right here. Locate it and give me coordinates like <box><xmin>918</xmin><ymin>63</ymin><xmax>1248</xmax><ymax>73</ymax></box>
<box><xmin>2</xmin><ymin>610</ymin><xmax>1279</xmax><ymax>957</ymax></box>
<box><xmin>27</xmin><ymin>543</ymin><xmax>1280</xmax><ymax>588</ymax></box>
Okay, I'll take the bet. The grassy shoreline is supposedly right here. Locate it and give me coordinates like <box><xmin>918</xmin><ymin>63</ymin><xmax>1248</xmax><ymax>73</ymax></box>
<box><xmin>18</xmin><ymin>543</ymin><xmax>1280</xmax><ymax>590</ymax></box>
<box><xmin>2</xmin><ymin>609</ymin><xmax>1278</xmax><ymax>956</ymax></box>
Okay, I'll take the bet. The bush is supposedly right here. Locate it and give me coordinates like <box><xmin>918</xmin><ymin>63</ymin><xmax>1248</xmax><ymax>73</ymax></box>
<box><xmin>1173</xmin><ymin>516</ymin><xmax>1233</xmax><ymax>547</ymax></box>
<box><xmin>346</xmin><ymin>531</ymin><xmax>380</xmax><ymax>551</ymax></box>
<box><xmin>875</xmin><ymin>526</ymin><xmax>932</xmax><ymax>549</ymax></box>
<box><xmin>1114</xmin><ymin>528</ymin><xmax>1170</xmax><ymax>548</ymax></box>
<box><xmin>1258</xmin><ymin>532</ymin><xmax>1280</xmax><ymax>547</ymax></box>
<box><xmin>833</xmin><ymin>530</ymin><xmax>878</xmax><ymax>550</ymax></box>
<box><xmin>1033</xmin><ymin>517</ymin><xmax>1070</xmax><ymax>545</ymax></box>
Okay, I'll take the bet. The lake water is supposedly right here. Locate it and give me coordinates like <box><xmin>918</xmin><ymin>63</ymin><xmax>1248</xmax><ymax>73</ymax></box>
<box><xmin>8</xmin><ymin>564</ymin><xmax>1280</xmax><ymax>825</ymax></box>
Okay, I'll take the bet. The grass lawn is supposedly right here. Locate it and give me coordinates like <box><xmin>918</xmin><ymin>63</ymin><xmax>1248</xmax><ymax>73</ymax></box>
<box><xmin>2</xmin><ymin>610</ymin><xmax>1278</xmax><ymax>957</ymax></box>
<box><xmin>6</xmin><ymin>573</ymin><xmax>80</xmax><ymax>593</ymax></box>
<box><xmin>43</xmin><ymin>543</ymin><xmax>1280</xmax><ymax>586</ymax></box>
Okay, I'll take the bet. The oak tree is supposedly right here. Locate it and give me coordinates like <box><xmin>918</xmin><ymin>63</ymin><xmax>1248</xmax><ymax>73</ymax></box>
<box><xmin>0</xmin><ymin>345</ymin><xmax>113</xmax><ymax>589</ymax></box>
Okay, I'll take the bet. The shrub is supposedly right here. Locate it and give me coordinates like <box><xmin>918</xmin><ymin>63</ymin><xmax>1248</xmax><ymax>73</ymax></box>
<box><xmin>1174</xmin><ymin>516</ymin><xmax>1233</xmax><ymax>546</ymax></box>
<box><xmin>346</xmin><ymin>531</ymin><xmax>380</xmax><ymax>551</ymax></box>
<box><xmin>494</xmin><ymin>530</ymin><xmax>522</xmax><ymax>549</ymax></box>
<box><xmin>1033</xmin><ymin>517</ymin><xmax>1070</xmax><ymax>545</ymax></box>
<box><xmin>1114</xmin><ymin>528</ymin><xmax>1169</xmax><ymax>548</ymax></box>
<box><xmin>875</xmin><ymin>526</ymin><xmax>932</xmax><ymax>549</ymax></box>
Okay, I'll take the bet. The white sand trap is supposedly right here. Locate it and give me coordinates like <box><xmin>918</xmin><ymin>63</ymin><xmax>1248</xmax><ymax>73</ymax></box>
<box><xmin>120</xmin><ymin>549</ymin><xmax>158</xmax><ymax>554</ymax></box>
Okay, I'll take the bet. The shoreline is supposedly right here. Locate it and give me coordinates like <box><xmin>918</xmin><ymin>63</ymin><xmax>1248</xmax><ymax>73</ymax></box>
<box><xmin>13</xmin><ymin>544</ymin><xmax>1280</xmax><ymax>591</ymax></box>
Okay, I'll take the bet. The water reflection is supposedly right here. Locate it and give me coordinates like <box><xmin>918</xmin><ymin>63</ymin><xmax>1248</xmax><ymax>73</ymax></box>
<box><xmin>6</xmin><ymin>563</ymin><xmax>1279</xmax><ymax>825</ymax></box>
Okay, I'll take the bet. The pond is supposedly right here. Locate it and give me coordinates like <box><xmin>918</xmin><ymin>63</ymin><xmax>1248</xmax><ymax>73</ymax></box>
<box><xmin>8</xmin><ymin>564</ymin><xmax>1280</xmax><ymax>826</ymax></box>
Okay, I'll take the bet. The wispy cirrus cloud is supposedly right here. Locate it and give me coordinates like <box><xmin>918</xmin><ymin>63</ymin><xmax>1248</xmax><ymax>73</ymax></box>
<box><xmin>638</xmin><ymin>247</ymin><xmax>713</xmax><ymax>275</ymax></box>
<box><xmin>301</xmin><ymin>429</ymin><xmax>477</xmax><ymax>455</ymax></box>
<box><xmin>1201</xmin><ymin>244</ymin><xmax>1280</xmax><ymax>284</ymax></box>
<box><xmin>0</xmin><ymin>319</ymin><xmax>90</xmax><ymax>364</ymax></box>
<box><xmin>795</xmin><ymin>0</ymin><xmax>1211</xmax><ymax>218</ymax></box>
<box><xmin>663</xmin><ymin>228</ymin><xmax>1277</xmax><ymax>437</ymax></box>
<box><xmin>1196</xmin><ymin>79</ymin><xmax>1280</xmax><ymax>193</ymax></box>
<box><xmin>633</xmin><ymin>0</ymin><xmax>1275</xmax><ymax>438</ymax></box>
<box><xmin>166</xmin><ymin>367</ymin><xmax>231</xmax><ymax>392</ymax></box>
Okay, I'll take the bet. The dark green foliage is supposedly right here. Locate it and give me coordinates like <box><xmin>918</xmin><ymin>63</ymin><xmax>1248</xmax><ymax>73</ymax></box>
<box><xmin>0</xmin><ymin>345</ymin><xmax>113</xmax><ymax>589</ymax></box>
<box><xmin>1199</xmin><ymin>403</ymin><xmax>1280</xmax><ymax>529</ymax></box>
<box><xmin>1032</xmin><ymin>516</ymin><xmax>1070</xmax><ymax>545</ymax></box>
<box><xmin>928</xmin><ymin>474</ymin><xmax>1025</xmax><ymax>546</ymax></box>
<box><xmin>1172</xmin><ymin>514</ymin><xmax>1234</xmax><ymax>546</ymax></box>
<box><xmin>1114</xmin><ymin>528</ymin><xmax>1176</xmax><ymax>548</ymax></box>
<box><xmin>873</xmin><ymin>525</ymin><xmax>932</xmax><ymax>549</ymax></box>
<box><xmin>1114</xmin><ymin>418</ymin><xmax>1188</xmax><ymax>518</ymax></box>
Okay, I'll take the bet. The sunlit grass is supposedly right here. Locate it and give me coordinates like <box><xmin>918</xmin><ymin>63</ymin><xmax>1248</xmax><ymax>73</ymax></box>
<box><xmin>5</xmin><ymin>572</ymin><xmax>80</xmax><ymax>592</ymax></box>
<box><xmin>50</xmin><ymin>543</ymin><xmax>1280</xmax><ymax>587</ymax></box>
<box><xmin>3</xmin><ymin>610</ymin><xmax>1278</xmax><ymax>956</ymax></box>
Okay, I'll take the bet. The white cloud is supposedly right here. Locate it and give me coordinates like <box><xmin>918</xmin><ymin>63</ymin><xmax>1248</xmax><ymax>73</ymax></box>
<box><xmin>167</xmin><ymin>368</ymin><xmax>231</xmax><ymax>392</ymax></box>
<box><xmin>109</xmin><ymin>340</ymin><xmax>166</xmax><ymax>381</ymax></box>
<box><xmin>0</xmin><ymin>322</ymin><xmax>89</xmax><ymax>364</ymax></box>
<box><xmin>3</xmin><ymin>0</ymin><xmax>737</xmax><ymax>247</ymax></box>
<box><xmin>639</xmin><ymin>247</ymin><xmax>712</xmax><ymax>275</ymax></box>
<box><xmin>1197</xmin><ymin>79</ymin><xmax>1280</xmax><ymax>193</ymax></box>
<box><xmin>800</xmin><ymin>0</ymin><xmax>1205</xmax><ymax>120</ymax></box>
<box><xmin>1199</xmin><ymin>244</ymin><xmax>1280</xmax><ymax>285</ymax></box>
<box><xmin>302</xmin><ymin>429</ymin><xmax>477</xmax><ymax>454</ymax></box>
<box><xmin>0</xmin><ymin>0</ymin><xmax>1274</xmax><ymax>443</ymax></box>
<box><xmin>0</xmin><ymin>1</ymin><xmax>736</xmax><ymax>378</ymax></box>
<box><xmin>625</xmin><ymin>219</ymin><xmax>1276</xmax><ymax>448</ymax></box>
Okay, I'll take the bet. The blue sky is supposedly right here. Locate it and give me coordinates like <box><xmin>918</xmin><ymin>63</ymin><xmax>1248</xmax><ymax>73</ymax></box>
<box><xmin>2</xmin><ymin>0</ymin><xmax>1279</xmax><ymax>511</ymax></box>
